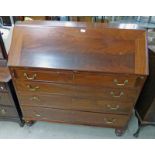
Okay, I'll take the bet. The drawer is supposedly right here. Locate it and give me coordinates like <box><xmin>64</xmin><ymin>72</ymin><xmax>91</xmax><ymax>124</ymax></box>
<box><xmin>11</xmin><ymin>69</ymin><xmax>145</xmax><ymax>88</ymax></box>
<box><xmin>12</xmin><ymin>69</ymin><xmax>73</xmax><ymax>83</ymax></box>
<box><xmin>15</xmin><ymin>81</ymin><xmax>139</xmax><ymax>102</ymax></box>
<box><xmin>0</xmin><ymin>92</ymin><xmax>13</xmax><ymax>106</ymax></box>
<box><xmin>0</xmin><ymin>82</ymin><xmax>7</xmax><ymax>92</ymax></box>
<box><xmin>0</xmin><ymin>105</ymin><xmax>18</xmax><ymax>117</ymax></box>
<box><xmin>22</xmin><ymin>106</ymin><xmax>129</xmax><ymax>128</ymax></box>
<box><xmin>74</xmin><ymin>72</ymin><xmax>145</xmax><ymax>88</ymax></box>
<box><xmin>19</xmin><ymin>93</ymin><xmax>133</xmax><ymax>114</ymax></box>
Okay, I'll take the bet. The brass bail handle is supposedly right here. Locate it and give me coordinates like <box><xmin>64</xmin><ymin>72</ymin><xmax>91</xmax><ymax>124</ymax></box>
<box><xmin>104</xmin><ymin>118</ymin><xmax>116</xmax><ymax>124</ymax></box>
<box><xmin>0</xmin><ymin>109</ymin><xmax>6</xmax><ymax>115</ymax></box>
<box><xmin>110</xmin><ymin>91</ymin><xmax>124</xmax><ymax>98</ymax></box>
<box><xmin>107</xmin><ymin>104</ymin><xmax>120</xmax><ymax>110</ymax></box>
<box><xmin>0</xmin><ymin>86</ymin><xmax>4</xmax><ymax>90</ymax></box>
<box><xmin>114</xmin><ymin>79</ymin><xmax>128</xmax><ymax>86</ymax></box>
<box><xmin>27</xmin><ymin>85</ymin><xmax>39</xmax><ymax>91</ymax></box>
<box><xmin>24</xmin><ymin>73</ymin><xmax>37</xmax><ymax>80</ymax></box>
<box><xmin>30</xmin><ymin>96</ymin><xmax>40</xmax><ymax>101</ymax></box>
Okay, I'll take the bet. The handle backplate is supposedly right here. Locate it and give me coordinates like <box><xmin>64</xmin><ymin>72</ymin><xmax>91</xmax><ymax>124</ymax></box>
<box><xmin>24</xmin><ymin>73</ymin><xmax>37</xmax><ymax>80</ymax></box>
<box><xmin>104</xmin><ymin>118</ymin><xmax>116</xmax><ymax>124</ymax></box>
<box><xmin>113</xmin><ymin>79</ymin><xmax>128</xmax><ymax>86</ymax></box>
<box><xmin>27</xmin><ymin>85</ymin><xmax>39</xmax><ymax>91</ymax></box>
<box><xmin>110</xmin><ymin>91</ymin><xmax>124</xmax><ymax>98</ymax></box>
<box><xmin>107</xmin><ymin>104</ymin><xmax>120</xmax><ymax>110</ymax></box>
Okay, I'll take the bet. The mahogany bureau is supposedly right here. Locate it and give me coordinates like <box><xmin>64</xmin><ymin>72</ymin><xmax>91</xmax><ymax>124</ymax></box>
<box><xmin>8</xmin><ymin>21</ymin><xmax>148</xmax><ymax>136</ymax></box>
<box><xmin>0</xmin><ymin>32</ymin><xmax>23</xmax><ymax>126</ymax></box>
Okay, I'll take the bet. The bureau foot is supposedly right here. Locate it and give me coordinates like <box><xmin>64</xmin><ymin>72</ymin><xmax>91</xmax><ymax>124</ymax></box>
<box><xmin>25</xmin><ymin>120</ymin><xmax>35</xmax><ymax>127</ymax></box>
<box><xmin>19</xmin><ymin>121</ymin><xmax>25</xmax><ymax>127</ymax></box>
<box><xmin>115</xmin><ymin>128</ymin><xmax>125</xmax><ymax>136</ymax></box>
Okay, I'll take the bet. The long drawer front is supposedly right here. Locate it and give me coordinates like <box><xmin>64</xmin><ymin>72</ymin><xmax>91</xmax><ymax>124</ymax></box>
<box><xmin>18</xmin><ymin>93</ymin><xmax>133</xmax><ymax>114</ymax></box>
<box><xmin>15</xmin><ymin>81</ymin><xmax>139</xmax><ymax>102</ymax></box>
<box><xmin>11</xmin><ymin>68</ymin><xmax>146</xmax><ymax>88</ymax></box>
<box><xmin>0</xmin><ymin>92</ymin><xmax>13</xmax><ymax>106</ymax></box>
<box><xmin>0</xmin><ymin>105</ymin><xmax>18</xmax><ymax>118</ymax></box>
<box><xmin>22</xmin><ymin>106</ymin><xmax>129</xmax><ymax>128</ymax></box>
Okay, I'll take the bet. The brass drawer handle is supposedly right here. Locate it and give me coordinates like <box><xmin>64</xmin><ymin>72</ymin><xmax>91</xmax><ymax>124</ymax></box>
<box><xmin>27</xmin><ymin>85</ymin><xmax>39</xmax><ymax>91</ymax></box>
<box><xmin>30</xmin><ymin>96</ymin><xmax>40</xmax><ymax>101</ymax></box>
<box><xmin>106</xmin><ymin>104</ymin><xmax>120</xmax><ymax>110</ymax></box>
<box><xmin>56</xmin><ymin>71</ymin><xmax>60</xmax><ymax>74</ymax></box>
<box><xmin>0</xmin><ymin>109</ymin><xmax>6</xmax><ymax>115</ymax></box>
<box><xmin>113</xmin><ymin>79</ymin><xmax>128</xmax><ymax>86</ymax></box>
<box><xmin>0</xmin><ymin>86</ymin><xmax>4</xmax><ymax>90</ymax></box>
<box><xmin>110</xmin><ymin>91</ymin><xmax>124</xmax><ymax>98</ymax></box>
<box><xmin>35</xmin><ymin>114</ymin><xmax>41</xmax><ymax>117</ymax></box>
<box><xmin>24</xmin><ymin>73</ymin><xmax>37</xmax><ymax>80</ymax></box>
<box><xmin>104</xmin><ymin>118</ymin><xmax>116</xmax><ymax>124</ymax></box>
<box><xmin>140</xmin><ymin>76</ymin><xmax>144</xmax><ymax>79</ymax></box>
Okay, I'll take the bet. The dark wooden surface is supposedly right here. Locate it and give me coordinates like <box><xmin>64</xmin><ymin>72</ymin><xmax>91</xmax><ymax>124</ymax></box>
<box><xmin>135</xmin><ymin>49</ymin><xmax>155</xmax><ymax>123</ymax></box>
<box><xmin>8</xmin><ymin>21</ymin><xmax>148</xmax><ymax>135</ymax></box>
<box><xmin>0</xmin><ymin>33</ymin><xmax>24</xmax><ymax>126</ymax></box>
<box><xmin>8</xmin><ymin>21</ymin><xmax>148</xmax><ymax>75</ymax></box>
<box><xmin>0</xmin><ymin>105</ymin><xmax>18</xmax><ymax>117</ymax></box>
<box><xmin>11</xmin><ymin>68</ymin><xmax>145</xmax><ymax>88</ymax></box>
<box><xmin>22</xmin><ymin>105</ymin><xmax>129</xmax><ymax>128</ymax></box>
<box><xmin>0</xmin><ymin>80</ymin><xmax>23</xmax><ymax>125</ymax></box>
<box><xmin>15</xmin><ymin>80</ymin><xmax>140</xmax><ymax>101</ymax></box>
<box><xmin>0</xmin><ymin>92</ymin><xmax>13</xmax><ymax>106</ymax></box>
<box><xmin>18</xmin><ymin>93</ymin><xmax>134</xmax><ymax>114</ymax></box>
<box><xmin>134</xmin><ymin>49</ymin><xmax>155</xmax><ymax>137</ymax></box>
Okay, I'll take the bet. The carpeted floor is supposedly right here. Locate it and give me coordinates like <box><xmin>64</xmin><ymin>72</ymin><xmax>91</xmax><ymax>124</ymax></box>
<box><xmin>0</xmin><ymin>113</ymin><xmax>155</xmax><ymax>139</ymax></box>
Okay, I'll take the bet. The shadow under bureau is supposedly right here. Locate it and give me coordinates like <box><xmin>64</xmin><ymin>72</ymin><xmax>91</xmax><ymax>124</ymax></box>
<box><xmin>8</xmin><ymin>21</ymin><xmax>148</xmax><ymax>136</ymax></box>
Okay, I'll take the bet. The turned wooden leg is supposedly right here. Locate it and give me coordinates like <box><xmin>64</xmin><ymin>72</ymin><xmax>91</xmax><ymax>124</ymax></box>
<box><xmin>25</xmin><ymin>120</ymin><xmax>35</xmax><ymax>127</ymax></box>
<box><xmin>115</xmin><ymin>128</ymin><xmax>126</xmax><ymax>136</ymax></box>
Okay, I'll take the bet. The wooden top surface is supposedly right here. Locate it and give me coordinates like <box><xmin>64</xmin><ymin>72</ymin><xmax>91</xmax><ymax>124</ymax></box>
<box><xmin>8</xmin><ymin>21</ymin><xmax>148</xmax><ymax>75</ymax></box>
<box><xmin>0</xmin><ymin>67</ymin><xmax>11</xmax><ymax>82</ymax></box>
<box><xmin>15</xmin><ymin>21</ymin><xmax>108</xmax><ymax>28</ymax></box>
